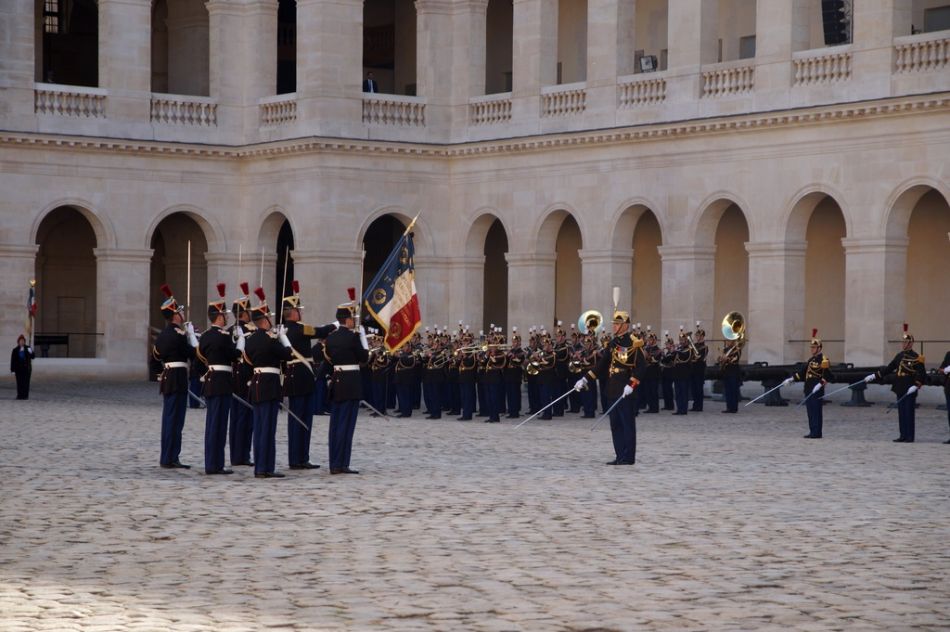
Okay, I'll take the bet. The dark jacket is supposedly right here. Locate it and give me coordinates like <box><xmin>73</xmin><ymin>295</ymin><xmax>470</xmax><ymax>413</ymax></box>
<box><xmin>153</xmin><ymin>323</ymin><xmax>196</xmax><ymax>395</ymax></box>
<box><xmin>877</xmin><ymin>349</ymin><xmax>926</xmax><ymax>397</ymax></box>
<box><xmin>10</xmin><ymin>345</ymin><xmax>34</xmax><ymax>373</ymax></box>
<box><xmin>230</xmin><ymin>322</ymin><xmax>256</xmax><ymax>397</ymax></box>
<box><xmin>244</xmin><ymin>328</ymin><xmax>293</xmax><ymax>403</ymax></box>
<box><xmin>324</xmin><ymin>327</ymin><xmax>369</xmax><ymax>402</ymax></box>
<box><xmin>587</xmin><ymin>333</ymin><xmax>646</xmax><ymax>399</ymax></box>
<box><xmin>198</xmin><ymin>326</ymin><xmax>242</xmax><ymax>397</ymax></box>
<box><xmin>941</xmin><ymin>351</ymin><xmax>950</xmax><ymax>394</ymax></box>
<box><xmin>793</xmin><ymin>352</ymin><xmax>834</xmax><ymax>396</ymax></box>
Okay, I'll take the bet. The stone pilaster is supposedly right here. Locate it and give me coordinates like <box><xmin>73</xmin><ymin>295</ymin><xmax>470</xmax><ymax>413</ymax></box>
<box><xmin>412</xmin><ymin>254</ymin><xmax>451</xmax><ymax>329</ymax></box>
<box><xmin>851</xmin><ymin>0</ymin><xmax>901</xmax><ymax>100</ymax></box>
<box><xmin>447</xmin><ymin>256</ymin><xmax>486</xmax><ymax>330</ymax></box>
<box><xmin>0</xmin><ymin>244</ymin><xmax>39</xmax><ymax>349</ymax></box>
<box><xmin>206</xmin><ymin>0</ymin><xmax>247</xmax><ymax>134</ymax></box>
<box><xmin>752</xmin><ymin>0</ymin><xmax>799</xmax><ymax>109</ymax></box>
<box><xmin>842</xmin><ymin>237</ymin><xmax>908</xmax><ymax>366</ymax></box>
<box><xmin>296</xmin><ymin>0</ymin><xmax>363</xmax><ymax>137</ymax></box>
<box><xmin>0</xmin><ymin>0</ymin><xmax>35</xmax><ymax>130</ymax></box>
<box><xmin>290</xmin><ymin>249</ymin><xmax>362</xmax><ymax>325</ymax></box>
<box><xmin>98</xmin><ymin>0</ymin><xmax>151</xmax><ymax>124</ymax></box>
<box><xmin>584</xmin><ymin>0</ymin><xmax>619</xmax><ymax>128</ymax></box>
<box><xmin>94</xmin><ymin>248</ymin><xmax>153</xmax><ymax>373</ymax></box>
<box><xmin>505</xmin><ymin>252</ymin><xmax>556</xmax><ymax>331</ymax></box>
<box><xmin>664</xmin><ymin>0</ymin><xmax>715</xmax><ymax>108</ymax></box>
<box><xmin>744</xmin><ymin>241</ymin><xmax>807</xmax><ymax>364</ymax></box>
<box><xmin>578</xmin><ymin>249</ymin><xmax>633</xmax><ymax>319</ymax></box>
<box><xmin>658</xmin><ymin>245</ymin><xmax>715</xmax><ymax>338</ymax></box>
<box><xmin>510</xmin><ymin>0</ymin><xmax>557</xmax><ymax>134</ymax></box>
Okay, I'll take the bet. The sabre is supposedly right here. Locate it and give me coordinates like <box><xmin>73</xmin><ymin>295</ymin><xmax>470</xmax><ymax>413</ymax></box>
<box><xmin>745</xmin><ymin>381</ymin><xmax>789</xmax><ymax>407</ymax></box>
<box><xmin>514</xmin><ymin>387</ymin><xmax>575</xmax><ymax>428</ymax></box>
<box><xmin>360</xmin><ymin>399</ymin><xmax>391</xmax><ymax>421</ymax></box>
<box><xmin>231</xmin><ymin>392</ymin><xmax>254</xmax><ymax>411</ymax></box>
<box><xmin>821</xmin><ymin>379</ymin><xmax>868</xmax><ymax>400</ymax></box>
<box><xmin>590</xmin><ymin>394</ymin><xmax>625</xmax><ymax>431</ymax></box>
<box><xmin>278</xmin><ymin>400</ymin><xmax>310</xmax><ymax>430</ymax></box>
<box><xmin>888</xmin><ymin>389</ymin><xmax>918</xmax><ymax>413</ymax></box>
<box><xmin>186</xmin><ymin>389</ymin><xmax>206</xmax><ymax>408</ymax></box>
<box><xmin>797</xmin><ymin>383</ymin><xmax>824</xmax><ymax>407</ymax></box>
<box><xmin>186</xmin><ymin>240</ymin><xmax>192</xmax><ymax>323</ymax></box>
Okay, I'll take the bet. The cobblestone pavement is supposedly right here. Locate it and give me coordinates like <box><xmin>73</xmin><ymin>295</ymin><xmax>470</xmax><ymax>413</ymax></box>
<box><xmin>1</xmin><ymin>380</ymin><xmax>948</xmax><ymax>631</ymax></box>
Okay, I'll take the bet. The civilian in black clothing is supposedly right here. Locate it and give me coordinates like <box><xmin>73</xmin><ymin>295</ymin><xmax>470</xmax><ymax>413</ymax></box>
<box><xmin>10</xmin><ymin>334</ymin><xmax>35</xmax><ymax>400</ymax></box>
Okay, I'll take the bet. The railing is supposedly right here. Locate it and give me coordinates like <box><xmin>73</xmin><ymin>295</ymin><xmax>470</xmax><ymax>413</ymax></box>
<box><xmin>151</xmin><ymin>94</ymin><xmax>217</xmax><ymax>126</ymax></box>
<box><xmin>701</xmin><ymin>60</ymin><xmax>755</xmax><ymax>98</ymax></box>
<box><xmin>793</xmin><ymin>46</ymin><xmax>852</xmax><ymax>85</ymax></box>
<box><xmin>260</xmin><ymin>93</ymin><xmax>297</xmax><ymax>127</ymax></box>
<box><xmin>541</xmin><ymin>82</ymin><xmax>587</xmax><ymax>117</ymax></box>
<box><xmin>34</xmin><ymin>83</ymin><xmax>106</xmax><ymax>118</ymax></box>
<box><xmin>618</xmin><ymin>73</ymin><xmax>667</xmax><ymax>107</ymax></box>
<box><xmin>470</xmin><ymin>92</ymin><xmax>512</xmax><ymax>125</ymax></box>
<box><xmin>362</xmin><ymin>93</ymin><xmax>426</xmax><ymax>127</ymax></box>
<box><xmin>894</xmin><ymin>31</ymin><xmax>950</xmax><ymax>74</ymax></box>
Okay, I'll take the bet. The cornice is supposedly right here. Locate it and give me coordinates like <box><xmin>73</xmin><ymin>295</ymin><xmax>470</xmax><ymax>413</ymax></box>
<box><xmin>0</xmin><ymin>94</ymin><xmax>946</xmax><ymax>162</ymax></box>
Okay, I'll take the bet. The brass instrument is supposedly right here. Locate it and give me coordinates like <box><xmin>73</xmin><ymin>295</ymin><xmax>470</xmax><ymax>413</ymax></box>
<box><xmin>577</xmin><ymin>309</ymin><xmax>604</xmax><ymax>335</ymax></box>
<box><xmin>719</xmin><ymin>311</ymin><xmax>746</xmax><ymax>365</ymax></box>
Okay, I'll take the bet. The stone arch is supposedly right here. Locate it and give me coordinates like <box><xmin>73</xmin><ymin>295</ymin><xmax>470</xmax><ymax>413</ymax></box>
<box><xmin>464</xmin><ymin>209</ymin><xmax>511</xmax><ymax>256</ymax></box>
<box><xmin>356</xmin><ymin>205</ymin><xmax>432</xmax><ymax>254</ymax></box>
<box><xmin>784</xmin><ymin>183</ymin><xmax>852</xmax><ymax>242</ymax></box>
<box><xmin>534</xmin><ymin>203</ymin><xmax>586</xmax><ymax>253</ymax></box>
<box><xmin>609</xmin><ymin>196</ymin><xmax>666</xmax><ymax>251</ymax></box>
<box><xmin>144</xmin><ymin>204</ymin><xmax>225</xmax><ymax>252</ymax></box>
<box><xmin>463</xmin><ymin>210</ymin><xmax>510</xmax><ymax>330</ymax></box>
<box><xmin>692</xmin><ymin>191</ymin><xmax>752</xmax><ymax>246</ymax></box>
<box><xmin>883</xmin><ymin>176</ymin><xmax>950</xmax><ymax>241</ymax></box>
<box><xmin>31</xmin><ymin>199</ymin><xmax>116</xmax><ymax>249</ymax></box>
<box><xmin>257</xmin><ymin>206</ymin><xmax>296</xmax><ymax>252</ymax></box>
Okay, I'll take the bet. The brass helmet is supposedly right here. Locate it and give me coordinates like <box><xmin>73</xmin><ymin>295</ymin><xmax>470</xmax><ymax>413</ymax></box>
<box><xmin>902</xmin><ymin>322</ymin><xmax>913</xmax><ymax>343</ymax></box>
<box><xmin>810</xmin><ymin>328</ymin><xmax>822</xmax><ymax>347</ymax></box>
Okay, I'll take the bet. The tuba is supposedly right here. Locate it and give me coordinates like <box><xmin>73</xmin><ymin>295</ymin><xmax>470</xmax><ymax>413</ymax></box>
<box><xmin>578</xmin><ymin>310</ymin><xmax>604</xmax><ymax>335</ymax></box>
<box><xmin>721</xmin><ymin>311</ymin><xmax>745</xmax><ymax>341</ymax></box>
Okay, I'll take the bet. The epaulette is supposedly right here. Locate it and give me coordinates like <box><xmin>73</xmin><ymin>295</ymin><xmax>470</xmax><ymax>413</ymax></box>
<box><xmin>820</xmin><ymin>357</ymin><xmax>830</xmax><ymax>369</ymax></box>
<box><xmin>302</xmin><ymin>323</ymin><xmax>316</xmax><ymax>337</ymax></box>
<box><xmin>631</xmin><ymin>338</ymin><xmax>644</xmax><ymax>349</ymax></box>
<box><xmin>245</xmin><ymin>323</ymin><xmax>258</xmax><ymax>332</ymax></box>
<box><xmin>917</xmin><ymin>354</ymin><xmax>925</xmax><ymax>364</ymax></box>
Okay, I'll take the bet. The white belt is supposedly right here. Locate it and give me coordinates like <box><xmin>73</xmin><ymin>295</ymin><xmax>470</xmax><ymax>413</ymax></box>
<box><xmin>288</xmin><ymin>358</ymin><xmax>312</xmax><ymax>365</ymax></box>
<box><xmin>164</xmin><ymin>362</ymin><xmax>188</xmax><ymax>369</ymax></box>
<box><xmin>208</xmin><ymin>365</ymin><xmax>232</xmax><ymax>373</ymax></box>
<box><xmin>334</xmin><ymin>364</ymin><xmax>360</xmax><ymax>371</ymax></box>
<box><xmin>253</xmin><ymin>367</ymin><xmax>281</xmax><ymax>375</ymax></box>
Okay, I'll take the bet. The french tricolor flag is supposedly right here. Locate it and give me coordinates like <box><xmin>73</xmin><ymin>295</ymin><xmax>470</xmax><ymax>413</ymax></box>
<box><xmin>363</xmin><ymin>232</ymin><xmax>422</xmax><ymax>352</ymax></box>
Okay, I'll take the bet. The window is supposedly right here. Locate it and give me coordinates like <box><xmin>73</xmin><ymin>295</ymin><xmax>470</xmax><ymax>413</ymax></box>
<box><xmin>739</xmin><ymin>35</ymin><xmax>756</xmax><ymax>60</ymax></box>
<box><xmin>44</xmin><ymin>0</ymin><xmax>61</xmax><ymax>34</ymax></box>
<box><xmin>924</xmin><ymin>6</ymin><xmax>950</xmax><ymax>33</ymax></box>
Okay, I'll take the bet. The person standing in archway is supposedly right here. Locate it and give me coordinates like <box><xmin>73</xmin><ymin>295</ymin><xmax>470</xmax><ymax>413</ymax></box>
<box><xmin>10</xmin><ymin>335</ymin><xmax>35</xmax><ymax>400</ymax></box>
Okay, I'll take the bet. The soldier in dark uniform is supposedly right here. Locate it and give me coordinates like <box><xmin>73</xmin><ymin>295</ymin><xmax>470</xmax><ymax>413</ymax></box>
<box><xmin>504</xmin><ymin>329</ymin><xmax>524</xmax><ymax>418</ymax></box>
<box><xmin>368</xmin><ymin>337</ymin><xmax>391</xmax><ymax>416</ymax></box>
<box><xmin>152</xmin><ymin>283</ymin><xmax>197</xmax><ymax>469</ymax></box>
<box><xmin>690</xmin><ymin>323</ymin><xmax>708</xmax><ymax>412</ymax></box>
<box><xmin>660</xmin><ymin>333</ymin><xmax>675</xmax><ymax>410</ymax></box>
<box><xmin>719</xmin><ymin>337</ymin><xmax>743</xmax><ymax>413</ymax></box>
<box><xmin>536</xmin><ymin>334</ymin><xmax>557</xmax><ymax>420</ymax></box>
<box><xmin>939</xmin><ymin>350</ymin><xmax>950</xmax><ymax>443</ymax></box>
<box><xmin>243</xmin><ymin>288</ymin><xmax>293</xmax><ymax>478</ymax></box>
<box><xmin>394</xmin><ymin>346</ymin><xmax>416</xmax><ymax>417</ymax></box>
<box><xmin>641</xmin><ymin>329</ymin><xmax>660</xmax><ymax>413</ymax></box>
<box><xmin>574</xmin><ymin>307</ymin><xmax>645</xmax><ymax>465</ymax></box>
<box><xmin>281</xmin><ymin>280</ymin><xmax>336</xmax><ymax>470</ymax></box>
<box><xmin>482</xmin><ymin>345</ymin><xmax>505</xmax><ymax>422</ymax></box>
<box><xmin>229</xmin><ymin>282</ymin><xmax>255</xmax><ymax>467</ymax></box>
<box><xmin>577</xmin><ymin>335</ymin><xmax>598</xmax><ymax>418</ymax></box>
<box><xmin>457</xmin><ymin>346</ymin><xmax>477</xmax><ymax>420</ymax></box>
<box><xmin>312</xmin><ymin>340</ymin><xmax>330</xmax><ymax>415</ymax></box>
<box><xmin>422</xmin><ymin>336</ymin><xmax>446</xmax><ymax>419</ymax></box>
<box><xmin>866</xmin><ymin>323</ymin><xmax>926</xmax><ymax>443</ymax></box>
<box><xmin>323</xmin><ymin>298</ymin><xmax>370</xmax><ymax>474</ymax></box>
<box><xmin>10</xmin><ymin>334</ymin><xmax>34</xmax><ymax>400</ymax></box>
<box><xmin>783</xmin><ymin>329</ymin><xmax>834</xmax><ymax>439</ymax></box>
<box><xmin>552</xmin><ymin>324</ymin><xmax>569</xmax><ymax>416</ymax></box>
<box><xmin>197</xmin><ymin>283</ymin><xmax>242</xmax><ymax>474</ymax></box>
<box><xmin>672</xmin><ymin>328</ymin><xmax>692</xmax><ymax>416</ymax></box>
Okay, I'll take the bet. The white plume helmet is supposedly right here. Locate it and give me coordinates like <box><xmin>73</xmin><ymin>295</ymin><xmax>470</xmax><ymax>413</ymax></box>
<box><xmin>636</xmin><ymin>322</ymin><xmax>642</xmax><ymax>329</ymax></box>
<box><xmin>696</xmin><ymin>320</ymin><xmax>701</xmax><ymax>327</ymax></box>
<box><xmin>664</xmin><ymin>329</ymin><xmax>669</xmax><ymax>336</ymax></box>
<box><xmin>612</xmin><ymin>285</ymin><xmax>620</xmax><ymax>308</ymax></box>
<box><xmin>646</xmin><ymin>325</ymin><xmax>652</xmax><ymax>331</ymax></box>
<box><xmin>479</xmin><ymin>329</ymin><xmax>484</xmax><ymax>336</ymax></box>
<box><xmin>557</xmin><ymin>320</ymin><xmax>563</xmax><ymax>327</ymax></box>
<box><xmin>512</xmin><ymin>326</ymin><xmax>518</xmax><ymax>332</ymax></box>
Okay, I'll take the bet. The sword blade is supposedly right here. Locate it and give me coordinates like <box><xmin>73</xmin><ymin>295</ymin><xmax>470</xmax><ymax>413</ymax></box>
<box><xmin>230</xmin><ymin>392</ymin><xmax>254</xmax><ymax>411</ymax></box>
<box><xmin>514</xmin><ymin>387</ymin><xmax>575</xmax><ymax>429</ymax></box>
<box><xmin>745</xmin><ymin>381</ymin><xmax>784</xmax><ymax>407</ymax></box>
<box><xmin>186</xmin><ymin>390</ymin><xmax>206</xmax><ymax>408</ymax></box>
<box><xmin>821</xmin><ymin>379</ymin><xmax>866</xmax><ymax>400</ymax></box>
<box><xmin>590</xmin><ymin>395</ymin><xmax>625</xmax><ymax>431</ymax></box>
<box><xmin>360</xmin><ymin>399</ymin><xmax>391</xmax><ymax>421</ymax></box>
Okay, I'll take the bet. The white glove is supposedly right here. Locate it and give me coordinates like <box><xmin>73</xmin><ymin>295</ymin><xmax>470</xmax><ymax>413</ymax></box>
<box><xmin>943</xmin><ymin>366</ymin><xmax>950</xmax><ymax>375</ymax></box>
<box><xmin>331</xmin><ymin>320</ymin><xmax>340</xmax><ymax>330</ymax></box>
<box><xmin>573</xmin><ymin>377</ymin><xmax>587</xmax><ymax>392</ymax></box>
<box><xmin>358</xmin><ymin>325</ymin><xmax>369</xmax><ymax>351</ymax></box>
<box><xmin>276</xmin><ymin>325</ymin><xmax>291</xmax><ymax>348</ymax></box>
<box><xmin>235</xmin><ymin>332</ymin><xmax>246</xmax><ymax>352</ymax></box>
<box><xmin>26</xmin><ymin>346</ymin><xmax>33</xmax><ymax>355</ymax></box>
<box><xmin>622</xmin><ymin>384</ymin><xmax>634</xmax><ymax>398</ymax></box>
<box><xmin>184</xmin><ymin>322</ymin><xmax>198</xmax><ymax>348</ymax></box>
<box><xmin>906</xmin><ymin>385</ymin><xmax>918</xmax><ymax>396</ymax></box>
<box><xmin>863</xmin><ymin>373</ymin><xmax>876</xmax><ymax>383</ymax></box>
<box><xmin>782</xmin><ymin>377</ymin><xmax>794</xmax><ymax>387</ymax></box>
<box><xmin>811</xmin><ymin>382</ymin><xmax>822</xmax><ymax>394</ymax></box>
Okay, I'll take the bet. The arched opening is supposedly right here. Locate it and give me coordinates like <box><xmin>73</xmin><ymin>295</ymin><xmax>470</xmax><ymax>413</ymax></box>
<box><xmin>557</xmin><ymin>0</ymin><xmax>587</xmax><ymax>84</ymax></box>
<box><xmin>149</xmin><ymin>213</ymin><xmax>209</xmax><ymax>332</ymax></box>
<box><xmin>702</xmin><ymin>0</ymin><xmax>758</xmax><ymax>64</ymax></box>
<box><xmin>151</xmin><ymin>0</ymin><xmax>210</xmax><ymax>95</ymax></box>
<box><xmin>554</xmin><ymin>215</ymin><xmax>582</xmax><ymax>325</ymax></box>
<box><xmin>631</xmin><ymin>210</ymin><xmax>662</xmax><ymax>328</ymax></box>
<box><xmin>483</xmin><ymin>218</ymin><xmax>509</xmax><ymax>330</ymax></box>
<box><xmin>36</xmin><ymin>0</ymin><xmax>98</xmax><ymax>86</ymax></box>
<box><xmin>362</xmin><ymin>214</ymin><xmax>407</xmax><ymax>293</ymax></box>
<box><xmin>275</xmin><ymin>220</ymin><xmax>295</xmax><ymax>304</ymax></box>
<box><xmin>363</xmin><ymin>0</ymin><xmax>417</xmax><ymax>95</ymax></box>
<box><xmin>485</xmin><ymin>0</ymin><xmax>513</xmax><ymax>94</ymax></box>
<box><xmin>713</xmin><ymin>204</ymin><xmax>749</xmax><ymax>324</ymax></box>
<box><xmin>905</xmin><ymin>189</ymin><xmax>950</xmax><ymax>344</ymax></box>
<box><xmin>34</xmin><ymin>206</ymin><xmax>98</xmax><ymax>357</ymax></box>
<box><xmin>803</xmin><ymin>198</ymin><xmax>846</xmax><ymax>359</ymax></box>
<box><xmin>277</xmin><ymin>0</ymin><xmax>296</xmax><ymax>94</ymax></box>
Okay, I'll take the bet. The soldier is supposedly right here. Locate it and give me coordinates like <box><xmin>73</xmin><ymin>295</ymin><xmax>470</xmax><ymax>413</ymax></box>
<box><xmin>244</xmin><ymin>288</ymin><xmax>293</xmax><ymax>478</ymax></box>
<box><xmin>197</xmin><ymin>283</ymin><xmax>243</xmax><ymax>474</ymax></box>
<box><xmin>281</xmin><ymin>280</ymin><xmax>336</xmax><ymax>470</ymax></box>
<box><xmin>641</xmin><ymin>329</ymin><xmax>661</xmax><ymax>413</ymax></box>
<box><xmin>422</xmin><ymin>333</ymin><xmax>446</xmax><ymax>419</ymax></box>
<box><xmin>574</xmin><ymin>307</ymin><xmax>645</xmax><ymax>465</ymax></box>
<box><xmin>152</xmin><ymin>283</ymin><xmax>197</xmax><ymax>469</ymax></box>
<box><xmin>577</xmin><ymin>334</ymin><xmax>598</xmax><ymax>419</ymax></box>
<box><xmin>368</xmin><ymin>335</ymin><xmax>391</xmax><ymax>416</ymax></box>
<box><xmin>394</xmin><ymin>345</ymin><xmax>416</xmax><ymax>417</ymax></box>
<box><xmin>457</xmin><ymin>344</ymin><xmax>477</xmax><ymax>421</ymax></box>
<box><xmin>229</xmin><ymin>282</ymin><xmax>255</xmax><ymax>467</ymax></box>
<box><xmin>939</xmin><ymin>350</ymin><xmax>950</xmax><ymax>443</ymax></box>
<box><xmin>505</xmin><ymin>328</ymin><xmax>524</xmax><ymax>418</ymax></box>
<box><xmin>690</xmin><ymin>323</ymin><xmax>708</xmax><ymax>412</ymax></box>
<box><xmin>782</xmin><ymin>329</ymin><xmax>834</xmax><ymax>439</ymax></box>
<box><xmin>719</xmin><ymin>337</ymin><xmax>743</xmax><ymax>414</ymax></box>
<box><xmin>552</xmin><ymin>323</ymin><xmax>569</xmax><ymax>417</ymax></box>
<box><xmin>323</xmin><ymin>295</ymin><xmax>370</xmax><ymax>474</ymax></box>
<box><xmin>672</xmin><ymin>328</ymin><xmax>692</xmax><ymax>416</ymax></box>
<box><xmin>660</xmin><ymin>332</ymin><xmax>675</xmax><ymax>410</ymax></box>
<box><xmin>536</xmin><ymin>334</ymin><xmax>557</xmax><ymax>420</ymax></box>
<box><xmin>865</xmin><ymin>323</ymin><xmax>926</xmax><ymax>443</ymax></box>
<box><xmin>482</xmin><ymin>344</ymin><xmax>505</xmax><ymax>423</ymax></box>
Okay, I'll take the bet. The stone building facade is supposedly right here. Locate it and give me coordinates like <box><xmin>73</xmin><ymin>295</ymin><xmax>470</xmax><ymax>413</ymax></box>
<box><xmin>0</xmin><ymin>0</ymin><xmax>948</xmax><ymax>378</ymax></box>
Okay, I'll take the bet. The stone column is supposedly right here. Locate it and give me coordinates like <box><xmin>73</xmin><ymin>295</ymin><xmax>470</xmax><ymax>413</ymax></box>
<box><xmin>94</xmin><ymin>248</ymin><xmax>153</xmax><ymax>374</ymax></box>
<box><xmin>851</xmin><ymin>0</ymin><xmax>901</xmax><ymax>99</ymax></box>
<box><xmin>296</xmin><ymin>0</ymin><xmax>363</xmax><ymax>137</ymax></box>
<box><xmin>753</xmin><ymin>0</ymin><xmax>803</xmax><ymax>109</ymax></box>
<box><xmin>413</xmin><ymin>254</ymin><xmax>451</xmax><ymax>329</ymax></box>
<box><xmin>578</xmin><ymin>249</ymin><xmax>633</xmax><ymax>318</ymax></box>
<box><xmin>0</xmin><ymin>0</ymin><xmax>35</xmax><ymax>130</ymax></box>
<box><xmin>165</xmin><ymin>0</ymin><xmax>210</xmax><ymax>96</ymax></box>
<box><xmin>510</xmin><ymin>0</ymin><xmax>557</xmax><ymax>134</ymax></box>
<box><xmin>505</xmin><ymin>252</ymin><xmax>556</xmax><ymax>331</ymax></box>
<box><xmin>843</xmin><ymin>238</ymin><xmax>907</xmax><ymax>366</ymax></box>
<box><xmin>447</xmin><ymin>256</ymin><xmax>486</xmax><ymax>330</ymax></box>
<box><xmin>744</xmin><ymin>241</ymin><xmax>807</xmax><ymax>364</ymax></box>
<box><xmin>658</xmin><ymin>245</ymin><xmax>715</xmax><ymax>338</ymax></box>
<box><xmin>207</xmin><ymin>0</ymin><xmax>247</xmax><ymax>135</ymax></box>
<box><xmin>98</xmin><ymin>0</ymin><xmax>152</xmax><ymax>124</ymax></box>
<box><xmin>665</xmin><ymin>0</ymin><xmax>716</xmax><ymax>108</ymax></box>
<box><xmin>0</xmin><ymin>244</ymin><xmax>39</xmax><ymax>349</ymax></box>
<box><xmin>246</xmin><ymin>0</ymin><xmax>278</xmax><ymax>101</ymax></box>
<box><xmin>291</xmin><ymin>249</ymin><xmax>363</xmax><ymax>325</ymax></box>
<box><xmin>584</xmin><ymin>0</ymin><xmax>619</xmax><ymax>128</ymax></box>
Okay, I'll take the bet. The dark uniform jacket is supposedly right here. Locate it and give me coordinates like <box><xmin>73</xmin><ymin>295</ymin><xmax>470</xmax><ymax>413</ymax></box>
<box><xmin>198</xmin><ymin>325</ymin><xmax>242</xmax><ymax>397</ymax></box>
<box><xmin>536</xmin><ymin>349</ymin><xmax>557</xmax><ymax>385</ymax></box>
<box><xmin>230</xmin><ymin>321</ymin><xmax>255</xmax><ymax>398</ymax></box>
<box><xmin>282</xmin><ymin>321</ymin><xmax>336</xmax><ymax>397</ymax></box>
<box><xmin>720</xmin><ymin>343</ymin><xmax>742</xmax><ymax>377</ymax></box>
<box><xmin>244</xmin><ymin>328</ymin><xmax>293</xmax><ymax>404</ymax></box>
<box><xmin>587</xmin><ymin>333</ymin><xmax>646</xmax><ymax>399</ymax></box>
<box><xmin>394</xmin><ymin>350</ymin><xmax>417</xmax><ymax>385</ymax></box>
<box><xmin>941</xmin><ymin>351</ymin><xmax>950</xmax><ymax>395</ymax></box>
<box><xmin>554</xmin><ymin>342</ymin><xmax>570</xmax><ymax>380</ymax></box>
<box><xmin>324</xmin><ymin>327</ymin><xmax>369</xmax><ymax>402</ymax></box>
<box><xmin>643</xmin><ymin>343</ymin><xmax>660</xmax><ymax>379</ymax></box>
<box><xmin>793</xmin><ymin>352</ymin><xmax>834</xmax><ymax>396</ymax></box>
<box><xmin>691</xmin><ymin>341</ymin><xmax>708</xmax><ymax>377</ymax></box>
<box><xmin>877</xmin><ymin>349</ymin><xmax>926</xmax><ymax>397</ymax></box>
<box><xmin>672</xmin><ymin>345</ymin><xmax>692</xmax><ymax>380</ymax></box>
<box><xmin>10</xmin><ymin>345</ymin><xmax>34</xmax><ymax>373</ymax></box>
<box><xmin>505</xmin><ymin>348</ymin><xmax>524</xmax><ymax>383</ymax></box>
<box><xmin>482</xmin><ymin>352</ymin><xmax>505</xmax><ymax>385</ymax></box>
<box><xmin>423</xmin><ymin>350</ymin><xmax>447</xmax><ymax>383</ymax></box>
<box><xmin>153</xmin><ymin>323</ymin><xmax>196</xmax><ymax>395</ymax></box>
<box><xmin>457</xmin><ymin>352</ymin><xmax>477</xmax><ymax>383</ymax></box>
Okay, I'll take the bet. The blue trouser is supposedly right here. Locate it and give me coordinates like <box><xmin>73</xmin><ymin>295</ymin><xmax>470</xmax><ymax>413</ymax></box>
<box><xmin>662</xmin><ymin>377</ymin><xmax>674</xmax><ymax>409</ymax></box>
<box><xmin>723</xmin><ymin>373</ymin><xmax>740</xmax><ymax>412</ymax></box>
<box><xmin>581</xmin><ymin>380</ymin><xmax>598</xmax><ymax>417</ymax></box>
<box><xmin>424</xmin><ymin>382</ymin><xmax>442</xmax><ymax>418</ymax></box>
<box><xmin>568</xmin><ymin>389</ymin><xmax>581</xmax><ymax>413</ymax></box>
<box><xmin>485</xmin><ymin>382</ymin><xmax>501</xmax><ymax>421</ymax></box>
<box><xmin>674</xmin><ymin>378</ymin><xmax>690</xmax><ymax>414</ymax></box>
<box><xmin>329</xmin><ymin>399</ymin><xmax>359</xmax><ymax>470</ymax></box>
<box><xmin>459</xmin><ymin>382</ymin><xmax>476</xmax><ymax>419</ymax></box>
<box><xmin>945</xmin><ymin>390</ymin><xmax>950</xmax><ymax>430</ymax></box>
<box><xmin>229</xmin><ymin>395</ymin><xmax>253</xmax><ymax>464</ymax></box>
<box><xmin>189</xmin><ymin>376</ymin><xmax>202</xmax><ymax>408</ymax></box>
<box><xmin>642</xmin><ymin>377</ymin><xmax>659</xmax><ymax>412</ymax></box>
<box><xmin>371</xmin><ymin>380</ymin><xmax>388</xmax><ymax>414</ymax></box>
<box><xmin>253</xmin><ymin>400</ymin><xmax>279</xmax><ymax>475</ymax></box>
<box><xmin>608</xmin><ymin>394</ymin><xmax>637</xmax><ymax>463</ymax></box>
<box><xmin>313</xmin><ymin>377</ymin><xmax>329</xmax><ymax>415</ymax></box>
<box><xmin>897</xmin><ymin>392</ymin><xmax>916</xmax><ymax>441</ymax></box>
<box><xmin>288</xmin><ymin>392</ymin><xmax>314</xmax><ymax>466</ymax></box>
<box><xmin>204</xmin><ymin>394</ymin><xmax>230</xmax><ymax>473</ymax></box>
<box><xmin>441</xmin><ymin>382</ymin><xmax>452</xmax><ymax>411</ymax></box>
<box><xmin>396</xmin><ymin>383</ymin><xmax>413</xmax><ymax>416</ymax></box>
<box><xmin>386</xmin><ymin>373</ymin><xmax>397</xmax><ymax>408</ymax></box>
<box><xmin>449</xmin><ymin>382</ymin><xmax>460</xmax><ymax>413</ymax></box>
<box><xmin>505</xmin><ymin>381</ymin><xmax>521</xmax><ymax>417</ymax></box>
<box><xmin>690</xmin><ymin>373</ymin><xmax>705</xmax><ymax>411</ymax></box>
<box><xmin>538</xmin><ymin>382</ymin><xmax>554</xmax><ymax>419</ymax></box>
<box><xmin>552</xmin><ymin>377</ymin><xmax>566</xmax><ymax>416</ymax></box>
<box><xmin>527</xmin><ymin>379</ymin><xmax>539</xmax><ymax>413</ymax></box>
<box><xmin>806</xmin><ymin>392</ymin><xmax>823</xmax><ymax>437</ymax></box>
<box><xmin>161</xmin><ymin>392</ymin><xmax>187</xmax><ymax>466</ymax></box>
<box><xmin>599</xmin><ymin>379</ymin><xmax>609</xmax><ymax>413</ymax></box>
<box><xmin>477</xmin><ymin>382</ymin><xmax>487</xmax><ymax>416</ymax></box>
<box><xmin>412</xmin><ymin>381</ymin><xmax>422</xmax><ymax>409</ymax></box>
